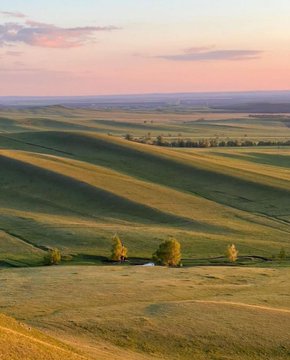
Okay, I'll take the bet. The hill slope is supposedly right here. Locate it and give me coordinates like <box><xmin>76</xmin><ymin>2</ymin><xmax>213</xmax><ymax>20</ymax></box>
<box><xmin>0</xmin><ymin>313</ymin><xmax>89</xmax><ymax>360</ymax></box>
<box><xmin>1</xmin><ymin>266</ymin><xmax>290</xmax><ymax>360</ymax></box>
<box><xmin>0</xmin><ymin>129</ymin><xmax>290</xmax><ymax>264</ymax></box>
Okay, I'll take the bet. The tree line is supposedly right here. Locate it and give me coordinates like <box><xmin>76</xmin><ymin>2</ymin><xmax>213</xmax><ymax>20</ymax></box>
<box><xmin>125</xmin><ymin>134</ymin><xmax>290</xmax><ymax>148</ymax></box>
<box><xmin>42</xmin><ymin>236</ymin><xmax>288</xmax><ymax>267</ymax></box>
<box><xmin>111</xmin><ymin>234</ymin><xmax>239</xmax><ymax>266</ymax></box>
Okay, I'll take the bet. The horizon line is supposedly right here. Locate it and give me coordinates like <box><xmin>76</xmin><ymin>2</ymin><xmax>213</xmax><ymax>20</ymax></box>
<box><xmin>1</xmin><ymin>89</ymin><xmax>290</xmax><ymax>98</ymax></box>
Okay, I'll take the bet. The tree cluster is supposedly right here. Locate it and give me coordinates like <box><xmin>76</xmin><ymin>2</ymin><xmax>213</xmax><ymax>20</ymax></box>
<box><xmin>125</xmin><ymin>134</ymin><xmax>290</xmax><ymax>148</ymax></box>
<box><xmin>109</xmin><ymin>234</ymin><xmax>242</xmax><ymax>267</ymax></box>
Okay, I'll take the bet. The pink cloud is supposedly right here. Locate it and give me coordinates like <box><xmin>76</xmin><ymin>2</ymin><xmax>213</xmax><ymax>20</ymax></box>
<box><xmin>184</xmin><ymin>45</ymin><xmax>215</xmax><ymax>54</ymax></box>
<box><xmin>0</xmin><ymin>20</ymin><xmax>120</xmax><ymax>48</ymax></box>
<box><xmin>157</xmin><ymin>48</ymin><xmax>263</xmax><ymax>61</ymax></box>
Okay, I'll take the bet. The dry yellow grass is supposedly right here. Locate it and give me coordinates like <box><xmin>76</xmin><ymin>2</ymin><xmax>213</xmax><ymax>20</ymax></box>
<box><xmin>0</xmin><ymin>266</ymin><xmax>290</xmax><ymax>360</ymax></box>
<box><xmin>0</xmin><ymin>312</ymin><xmax>159</xmax><ymax>360</ymax></box>
<box><xmin>0</xmin><ymin>313</ymin><xmax>90</xmax><ymax>360</ymax></box>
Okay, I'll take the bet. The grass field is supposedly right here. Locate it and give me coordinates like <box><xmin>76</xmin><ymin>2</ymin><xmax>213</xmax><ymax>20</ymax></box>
<box><xmin>0</xmin><ymin>116</ymin><xmax>290</xmax><ymax>265</ymax></box>
<box><xmin>0</xmin><ymin>265</ymin><xmax>290</xmax><ymax>360</ymax></box>
<box><xmin>0</xmin><ymin>106</ymin><xmax>290</xmax><ymax>359</ymax></box>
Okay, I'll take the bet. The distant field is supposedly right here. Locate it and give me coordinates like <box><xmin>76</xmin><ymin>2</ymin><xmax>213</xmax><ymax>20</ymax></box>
<box><xmin>0</xmin><ymin>106</ymin><xmax>289</xmax><ymax>138</ymax></box>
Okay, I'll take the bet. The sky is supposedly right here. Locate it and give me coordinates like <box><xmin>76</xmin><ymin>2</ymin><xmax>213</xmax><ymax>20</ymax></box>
<box><xmin>1</xmin><ymin>0</ymin><xmax>290</xmax><ymax>96</ymax></box>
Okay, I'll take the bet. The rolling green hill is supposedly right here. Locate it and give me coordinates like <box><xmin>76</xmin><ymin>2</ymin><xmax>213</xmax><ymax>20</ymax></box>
<box><xmin>0</xmin><ymin>107</ymin><xmax>290</xmax><ymax>265</ymax></box>
<box><xmin>1</xmin><ymin>107</ymin><xmax>290</xmax><ymax>360</ymax></box>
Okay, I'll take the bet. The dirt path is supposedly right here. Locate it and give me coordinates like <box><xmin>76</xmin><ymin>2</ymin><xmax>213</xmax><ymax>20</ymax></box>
<box><xmin>193</xmin><ymin>300</ymin><xmax>290</xmax><ymax>314</ymax></box>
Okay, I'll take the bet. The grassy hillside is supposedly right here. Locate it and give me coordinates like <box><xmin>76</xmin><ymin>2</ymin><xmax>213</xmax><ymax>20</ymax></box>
<box><xmin>0</xmin><ymin>107</ymin><xmax>290</xmax><ymax>265</ymax></box>
<box><xmin>0</xmin><ymin>312</ymin><xmax>89</xmax><ymax>360</ymax></box>
<box><xmin>0</xmin><ymin>310</ymin><xmax>158</xmax><ymax>360</ymax></box>
<box><xmin>0</xmin><ymin>265</ymin><xmax>290</xmax><ymax>360</ymax></box>
<box><xmin>1</xmin><ymin>107</ymin><xmax>290</xmax><ymax>359</ymax></box>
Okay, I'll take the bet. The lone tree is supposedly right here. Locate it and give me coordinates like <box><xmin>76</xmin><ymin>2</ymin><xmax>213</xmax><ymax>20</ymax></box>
<box><xmin>226</xmin><ymin>244</ymin><xmax>238</xmax><ymax>263</ymax></box>
<box><xmin>125</xmin><ymin>133</ymin><xmax>134</xmax><ymax>141</ymax></box>
<box><xmin>153</xmin><ymin>238</ymin><xmax>181</xmax><ymax>266</ymax></box>
<box><xmin>44</xmin><ymin>248</ymin><xmax>61</xmax><ymax>266</ymax></box>
<box><xmin>111</xmin><ymin>234</ymin><xmax>128</xmax><ymax>262</ymax></box>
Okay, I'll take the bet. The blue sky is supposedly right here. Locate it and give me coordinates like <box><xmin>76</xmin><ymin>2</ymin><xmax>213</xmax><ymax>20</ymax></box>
<box><xmin>4</xmin><ymin>0</ymin><xmax>290</xmax><ymax>24</ymax></box>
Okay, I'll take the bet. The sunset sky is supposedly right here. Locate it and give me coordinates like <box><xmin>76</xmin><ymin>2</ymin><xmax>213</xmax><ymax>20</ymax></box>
<box><xmin>1</xmin><ymin>0</ymin><xmax>290</xmax><ymax>96</ymax></box>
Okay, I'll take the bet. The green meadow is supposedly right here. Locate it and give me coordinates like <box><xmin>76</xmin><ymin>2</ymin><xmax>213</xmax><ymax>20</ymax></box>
<box><xmin>1</xmin><ymin>107</ymin><xmax>290</xmax><ymax>265</ymax></box>
<box><xmin>0</xmin><ymin>106</ymin><xmax>290</xmax><ymax>359</ymax></box>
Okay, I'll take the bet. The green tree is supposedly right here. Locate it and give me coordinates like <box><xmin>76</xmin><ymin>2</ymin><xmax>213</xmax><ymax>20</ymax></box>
<box><xmin>44</xmin><ymin>248</ymin><xmax>61</xmax><ymax>266</ymax></box>
<box><xmin>226</xmin><ymin>244</ymin><xmax>238</xmax><ymax>263</ymax></box>
<box><xmin>153</xmin><ymin>238</ymin><xmax>181</xmax><ymax>266</ymax></box>
<box><xmin>125</xmin><ymin>133</ymin><xmax>134</xmax><ymax>141</ymax></box>
<box><xmin>111</xmin><ymin>234</ymin><xmax>128</xmax><ymax>262</ymax></box>
<box><xmin>156</xmin><ymin>135</ymin><xmax>164</xmax><ymax>146</ymax></box>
